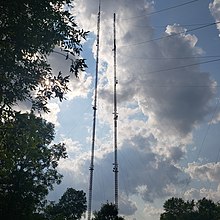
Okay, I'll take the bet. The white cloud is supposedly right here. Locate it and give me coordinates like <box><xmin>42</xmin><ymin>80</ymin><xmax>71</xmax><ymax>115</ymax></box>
<box><xmin>48</xmin><ymin>0</ymin><xmax>220</xmax><ymax>218</ymax></box>
<box><xmin>210</xmin><ymin>108</ymin><xmax>220</xmax><ymax>124</ymax></box>
<box><xmin>65</xmin><ymin>72</ymin><xmax>93</xmax><ymax>100</ymax></box>
<box><xmin>48</xmin><ymin>51</ymin><xmax>92</xmax><ymax>101</ymax></box>
<box><xmin>69</xmin><ymin>0</ymin><xmax>215</xmax><ymax>203</ymax></box>
<box><xmin>210</xmin><ymin>0</ymin><xmax>220</xmax><ymax>36</ymax></box>
<box><xmin>42</xmin><ymin>102</ymin><xmax>61</xmax><ymax>126</ymax></box>
<box><xmin>184</xmin><ymin>185</ymin><xmax>220</xmax><ymax>202</ymax></box>
<box><xmin>119</xmin><ymin>193</ymin><xmax>138</xmax><ymax>216</ymax></box>
<box><xmin>81</xmin><ymin>0</ymin><xmax>216</xmax><ymax>141</ymax></box>
<box><xmin>186</xmin><ymin>162</ymin><xmax>220</xmax><ymax>182</ymax></box>
<box><xmin>143</xmin><ymin>204</ymin><xmax>164</xmax><ymax>218</ymax></box>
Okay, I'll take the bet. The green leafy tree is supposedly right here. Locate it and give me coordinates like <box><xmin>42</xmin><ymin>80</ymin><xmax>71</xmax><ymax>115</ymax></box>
<box><xmin>93</xmin><ymin>202</ymin><xmax>125</xmax><ymax>220</ymax></box>
<box><xmin>160</xmin><ymin>197</ymin><xmax>195</xmax><ymax>220</ymax></box>
<box><xmin>0</xmin><ymin>0</ymin><xmax>88</xmax><ymax>114</ymax></box>
<box><xmin>160</xmin><ymin>197</ymin><xmax>220</xmax><ymax>220</ymax></box>
<box><xmin>196</xmin><ymin>198</ymin><xmax>219</xmax><ymax>220</ymax></box>
<box><xmin>0</xmin><ymin>1</ymin><xmax>89</xmax><ymax>219</ymax></box>
<box><xmin>45</xmin><ymin>188</ymin><xmax>87</xmax><ymax>220</ymax></box>
<box><xmin>0</xmin><ymin>113</ymin><xmax>67</xmax><ymax>220</ymax></box>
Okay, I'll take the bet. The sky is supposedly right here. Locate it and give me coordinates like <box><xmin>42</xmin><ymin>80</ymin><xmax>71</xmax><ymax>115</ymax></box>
<box><xmin>44</xmin><ymin>0</ymin><xmax>220</xmax><ymax>219</ymax></box>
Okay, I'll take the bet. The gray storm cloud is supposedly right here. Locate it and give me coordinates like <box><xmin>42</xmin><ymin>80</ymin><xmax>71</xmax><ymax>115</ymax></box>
<box><xmin>117</xmin><ymin>21</ymin><xmax>215</xmax><ymax>138</ymax></box>
<box><xmin>74</xmin><ymin>0</ymin><xmax>216</xmax><ymax>137</ymax></box>
<box><xmin>62</xmin><ymin>0</ymin><xmax>220</xmax><ymax>217</ymax></box>
<box><xmin>87</xmin><ymin>141</ymin><xmax>188</xmax><ymax>215</ymax></box>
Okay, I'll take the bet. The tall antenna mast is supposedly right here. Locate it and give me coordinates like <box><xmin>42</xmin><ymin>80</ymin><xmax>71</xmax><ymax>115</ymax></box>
<box><xmin>113</xmin><ymin>13</ymin><xmax>119</xmax><ymax>210</ymax></box>
<box><xmin>88</xmin><ymin>1</ymin><xmax>101</xmax><ymax>220</ymax></box>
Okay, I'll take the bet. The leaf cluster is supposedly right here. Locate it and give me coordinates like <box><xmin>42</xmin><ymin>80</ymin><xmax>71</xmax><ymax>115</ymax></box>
<box><xmin>44</xmin><ymin>188</ymin><xmax>87</xmax><ymax>220</ymax></box>
<box><xmin>160</xmin><ymin>197</ymin><xmax>220</xmax><ymax>220</ymax></box>
<box><xmin>0</xmin><ymin>113</ymin><xmax>67</xmax><ymax>219</ymax></box>
<box><xmin>93</xmin><ymin>202</ymin><xmax>125</xmax><ymax>220</ymax></box>
<box><xmin>0</xmin><ymin>1</ymin><xmax>89</xmax><ymax>219</ymax></box>
<box><xmin>0</xmin><ymin>0</ymin><xmax>88</xmax><ymax>114</ymax></box>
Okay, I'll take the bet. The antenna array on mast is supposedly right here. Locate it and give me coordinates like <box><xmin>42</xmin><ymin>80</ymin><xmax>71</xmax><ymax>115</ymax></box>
<box><xmin>87</xmin><ymin>5</ymin><xmax>119</xmax><ymax>219</ymax></box>
<box><xmin>113</xmin><ymin>13</ymin><xmax>119</xmax><ymax>210</ymax></box>
<box><xmin>87</xmin><ymin>0</ymin><xmax>101</xmax><ymax>219</ymax></box>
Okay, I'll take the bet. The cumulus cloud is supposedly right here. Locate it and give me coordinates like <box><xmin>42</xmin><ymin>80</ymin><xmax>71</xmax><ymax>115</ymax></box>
<box><xmin>119</xmin><ymin>193</ymin><xmax>138</xmax><ymax>216</ymax></box>
<box><xmin>48</xmin><ymin>138</ymin><xmax>90</xmax><ymax>201</ymax></box>
<box><xmin>75</xmin><ymin>0</ymin><xmax>216</xmax><ymax>140</ymax></box>
<box><xmin>210</xmin><ymin>0</ymin><xmax>220</xmax><ymax>36</ymax></box>
<box><xmin>184</xmin><ymin>185</ymin><xmax>220</xmax><ymax>202</ymax></box>
<box><xmin>41</xmin><ymin>102</ymin><xmax>61</xmax><ymax>126</ymax></box>
<box><xmin>186</xmin><ymin>162</ymin><xmax>220</xmax><ymax>182</ymax></box>
<box><xmin>50</xmin><ymin>134</ymin><xmax>188</xmax><ymax>216</ymax></box>
<box><xmin>49</xmin><ymin>0</ymin><xmax>219</xmax><ymax>218</ymax></box>
<box><xmin>89</xmin><ymin>139</ymin><xmax>189</xmax><ymax>208</ymax></box>
<box><xmin>211</xmin><ymin>111</ymin><xmax>220</xmax><ymax>124</ymax></box>
<box><xmin>143</xmin><ymin>204</ymin><xmax>164</xmax><ymax>218</ymax></box>
<box><xmin>48</xmin><ymin>51</ymin><xmax>92</xmax><ymax>100</ymax></box>
<box><xmin>135</xmin><ymin>27</ymin><xmax>215</xmax><ymax>137</ymax></box>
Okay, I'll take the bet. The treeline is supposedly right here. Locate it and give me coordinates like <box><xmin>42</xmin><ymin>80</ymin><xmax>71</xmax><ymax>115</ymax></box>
<box><xmin>160</xmin><ymin>197</ymin><xmax>220</xmax><ymax>220</ymax></box>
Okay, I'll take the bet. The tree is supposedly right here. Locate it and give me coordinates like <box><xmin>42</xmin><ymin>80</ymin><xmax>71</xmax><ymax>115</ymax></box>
<box><xmin>160</xmin><ymin>197</ymin><xmax>220</xmax><ymax>220</ymax></box>
<box><xmin>160</xmin><ymin>197</ymin><xmax>195</xmax><ymax>220</ymax></box>
<box><xmin>0</xmin><ymin>112</ymin><xmax>67</xmax><ymax>220</ymax></box>
<box><xmin>0</xmin><ymin>1</ymin><xmax>88</xmax><ymax>219</ymax></box>
<box><xmin>196</xmin><ymin>198</ymin><xmax>219</xmax><ymax>220</ymax></box>
<box><xmin>45</xmin><ymin>188</ymin><xmax>87</xmax><ymax>220</ymax></box>
<box><xmin>0</xmin><ymin>0</ymin><xmax>88</xmax><ymax>114</ymax></box>
<box><xmin>93</xmin><ymin>202</ymin><xmax>125</xmax><ymax>220</ymax></box>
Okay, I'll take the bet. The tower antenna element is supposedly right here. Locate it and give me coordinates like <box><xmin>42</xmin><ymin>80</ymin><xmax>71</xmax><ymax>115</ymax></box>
<box><xmin>113</xmin><ymin>13</ymin><xmax>119</xmax><ymax>210</ymax></box>
<box><xmin>87</xmin><ymin>1</ymin><xmax>101</xmax><ymax>219</ymax></box>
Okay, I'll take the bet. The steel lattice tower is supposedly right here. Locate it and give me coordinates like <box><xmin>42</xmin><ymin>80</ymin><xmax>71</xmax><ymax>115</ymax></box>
<box><xmin>113</xmin><ymin>13</ymin><xmax>119</xmax><ymax>210</ymax></box>
<box><xmin>87</xmin><ymin>1</ymin><xmax>101</xmax><ymax>219</ymax></box>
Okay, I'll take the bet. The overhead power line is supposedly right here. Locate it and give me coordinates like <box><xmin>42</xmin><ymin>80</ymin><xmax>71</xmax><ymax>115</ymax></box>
<box><xmin>118</xmin><ymin>54</ymin><xmax>220</xmax><ymax>61</ymax></box>
<box><xmin>119</xmin><ymin>0</ymin><xmax>200</xmax><ymax>20</ymax></box>
<box><xmin>142</xmin><ymin>84</ymin><xmax>220</xmax><ymax>88</ymax></box>
<box><xmin>133</xmin><ymin>23</ymin><xmax>212</xmax><ymax>29</ymax></box>
<box><xmin>141</xmin><ymin>58</ymin><xmax>220</xmax><ymax>75</ymax></box>
<box><xmin>195</xmin><ymin>99</ymin><xmax>220</xmax><ymax>166</ymax></box>
<box><xmin>119</xmin><ymin>22</ymin><xmax>220</xmax><ymax>47</ymax></box>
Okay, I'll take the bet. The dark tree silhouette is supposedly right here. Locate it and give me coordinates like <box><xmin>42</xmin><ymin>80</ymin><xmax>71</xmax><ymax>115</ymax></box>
<box><xmin>0</xmin><ymin>113</ymin><xmax>67</xmax><ymax>220</ymax></box>
<box><xmin>160</xmin><ymin>197</ymin><xmax>220</xmax><ymax>220</ymax></box>
<box><xmin>0</xmin><ymin>1</ymin><xmax>89</xmax><ymax>219</ymax></box>
<box><xmin>196</xmin><ymin>198</ymin><xmax>219</xmax><ymax>220</ymax></box>
<box><xmin>92</xmin><ymin>202</ymin><xmax>125</xmax><ymax>220</ymax></box>
<box><xmin>45</xmin><ymin>188</ymin><xmax>87</xmax><ymax>220</ymax></box>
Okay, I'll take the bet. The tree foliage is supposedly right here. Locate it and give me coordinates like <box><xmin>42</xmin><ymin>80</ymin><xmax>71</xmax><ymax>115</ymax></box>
<box><xmin>160</xmin><ymin>197</ymin><xmax>220</xmax><ymax>220</ymax></box>
<box><xmin>0</xmin><ymin>0</ymin><xmax>88</xmax><ymax>114</ymax></box>
<box><xmin>0</xmin><ymin>113</ymin><xmax>67</xmax><ymax>219</ymax></box>
<box><xmin>45</xmin><ymin>188</ymin><xmax>87</xmax><ymax>220</ymax></box>
<box><xmin>0</xmin><ymin>0</ymin><xmax>88</xmax><ymax>219</ymax></box>
<box><xmin>93</xmin><ymin>202</ymin><xmax>125</xmax><ymax>220</ymax></box>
